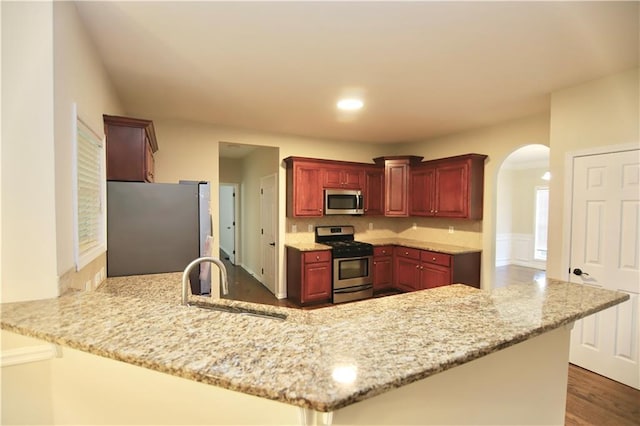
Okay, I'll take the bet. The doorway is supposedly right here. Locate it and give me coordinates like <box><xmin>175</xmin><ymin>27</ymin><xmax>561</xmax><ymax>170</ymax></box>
<box><xmin>495</xmin><ymin>144</ymin><xmax>550</xmax><ymax>287</ymax></box>
<box><xmin>218</xmin><ymin>142</ymin><xmax>280</xmax><ymax>297</ymax></box>
<box><xmin>219</xmin><ymin>183</ymin><xmax>238</xmax><ymax>264</ymax></box>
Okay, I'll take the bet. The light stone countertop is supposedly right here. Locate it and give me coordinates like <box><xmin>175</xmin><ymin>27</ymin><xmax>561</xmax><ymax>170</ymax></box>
<box><xmin>284</xmin><ymin>242</ymin><xmax>332</xmax><ymax>252</ymax></box>
<box><xmin>285</xmin><ymin>238</ymin><xmax>480</xmax><ymax>254</ymax></box>
<box><xmin>0</xmin><ymin>273</ymin><xmax>628</xmax><ymax>412</ymax></box>
<box><xmin>360</xmin><ymin>238</ymin><xmax>481</xmax><ymax>254</ymax></box>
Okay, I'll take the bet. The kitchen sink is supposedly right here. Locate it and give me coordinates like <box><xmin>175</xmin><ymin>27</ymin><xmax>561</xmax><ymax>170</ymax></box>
<box><xmin>188</xmin><ymin>301</ymin><xmax>287</xmax><ymax>321</ymax></box>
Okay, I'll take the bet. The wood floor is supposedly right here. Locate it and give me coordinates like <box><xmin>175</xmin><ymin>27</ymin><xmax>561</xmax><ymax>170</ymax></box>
<box><xmin>220</xmin><ymin>257</ymin><xmax>640</xmax><ymax>423</ymax></box>
<box><xmin>566</xmin><ymin>363</ymin><xmax>640</xmax><ymax>425</ymax></box>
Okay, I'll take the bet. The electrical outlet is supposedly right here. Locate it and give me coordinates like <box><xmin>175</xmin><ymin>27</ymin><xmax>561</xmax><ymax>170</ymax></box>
<box><xmin>94</xmin><ymin>272</ymin><xmax>102</xmax><ymax>288</ymax></box>
<box><xmin>412</xmin><ymin>223</ymin><xmax>417</xmax><ymax>230</ymax></box>
<box><xmin>291</xmin><ymin>224</ymin><xmax>297</xmax><ymax>233</ymax></box>
<box><xmin>85</xmin><ymin>280</ymin><xmax>92</xmax><ymax>291</ymax></box>
<box><xmin>449</xmin><ymin>226</ymin><xmax>454</xmax><ymax>234</ymax></box>
<box><xmin>308</xmin><ymin>224</ymin><xmax>313</xmax><ymax>232</ymax></box>
<box><xmin>368</xmin><ymin>222</ymin><xmax>373</xmax><ymax>230</ymax></box>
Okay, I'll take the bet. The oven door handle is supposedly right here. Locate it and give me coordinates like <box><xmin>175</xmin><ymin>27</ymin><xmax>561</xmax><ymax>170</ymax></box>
<box><xmin>333</xmin><ymin>284</ymin><xmax>373</xmax><ymax>294</ymax></box>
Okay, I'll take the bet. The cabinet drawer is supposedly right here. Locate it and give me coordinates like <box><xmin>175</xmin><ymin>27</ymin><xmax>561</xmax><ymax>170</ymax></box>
<box><xmin>394</xmin><ymin>246</ymin><xmax>420</xmax><ymax>260</ymax></box>
<box><xmin>421</xmin><ymin>250</ymin><xmax>451</xmax><ymax>267</ymax></box>
<box><xmin>374</xmin><ymin>246</ymin><xmax>393</xmax><ymax>257</ymax></box>
<box><xmin>303</xmin><ymin>250</ymin><xmax>331</xmax><ymax>264</ymax></box>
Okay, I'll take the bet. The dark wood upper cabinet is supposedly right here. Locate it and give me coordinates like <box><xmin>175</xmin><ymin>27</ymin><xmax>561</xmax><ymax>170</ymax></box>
<box><xmin>323</xmin><ymin>165</ymin><xmax>364</xmax><ymax>189</ymax></box>
<box><xmin>285</xmin><ymin>153</ymin><xmax>486</xmax><ymax>219</ymax></box>
<box><xmin>104</xmin><ymin>115</ymin><xmax>158</xmax><ymax>182</ymax></box>
<box><xmin>285</xmin><ymin>158</ymin><xmax>324</xmax><ymax>217</ymax></box>
<box><xmin>410</xmin><ymin>154</ymin><xmax>487</xmax><ymax>220</ymax></box>
<box><xmin>364</xmin><ymin>166</ymin><xmax>385</xmax><ymax>216</ymax></box>
<box><xmin>374</xmin><ymin>156</ymin><xmax>423</xmax><ymax>217</ymax></box>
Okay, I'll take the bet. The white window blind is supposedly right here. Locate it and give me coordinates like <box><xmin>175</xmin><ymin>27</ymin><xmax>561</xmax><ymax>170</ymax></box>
<box><xmin>73</xmin><ymin>104</ymin><xmax>106</xmax><ymax>270</ymax></box>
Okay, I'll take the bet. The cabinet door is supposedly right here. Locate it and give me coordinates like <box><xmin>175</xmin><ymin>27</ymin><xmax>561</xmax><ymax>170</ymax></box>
<box><xmin>420</xmin><ymin>263</ymin><xmax>452</xmax><ymax>289</ymax></box>
<box><xmin>323</xmin><ymin>168</ymin><xmax>343</xmax><ymax>188</ymax></box>
<box><xmin>434</xmin><ymin>160</ymin><xmax>469</xmax><ymax>218</ymax></box>
<box><xmin>394</xmin><ymin>254</ymin><xmax>420</xmax><ymax>292</ymax></box>
<box><xmin>385</xmin><ymin>161</ymin><xmax>410</xmax><ymax>217</ymax></box>
<box><xmin>342</xmin><ymin>168</ymin><xmax>364</xmax><ymax>189</ymax></box>
<box><xmin>409</xmin><ymin>166</ymin><xmax>435</xmax><ymax>216</ymax></box>
<box><xmin>293</xmin><ymin>164</ymin><xmax>323</xmax><ymax>217</ymax></box>
<box><xmin>373</xmin><ymin>247</ymin><xmax>393</xmax><ymax>290</ymax></box>
<box><xmin>323</xmin><ymin>167</ymin><xmax>363</xmax><ymax>189</ymax></box>
<box><xmin>364</xmin><ymin>167</ymin><xmax>385</xmax><ymax>216</ymax></box>
<box><xmin>303</xmin><ymin>261</ymin><xmax>332</xmax><ymax>302</ymax></box>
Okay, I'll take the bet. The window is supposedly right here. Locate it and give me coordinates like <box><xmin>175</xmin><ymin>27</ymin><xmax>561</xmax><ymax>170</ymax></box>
<box><xmin>534</xmin><ymin>186</ymin><xmax>549</xmax><ymax>261</ymax></box>
<box><xmin>73</xmin><ymin>104</ymin><xmax>106</xmax><ymax>270</ymax></box>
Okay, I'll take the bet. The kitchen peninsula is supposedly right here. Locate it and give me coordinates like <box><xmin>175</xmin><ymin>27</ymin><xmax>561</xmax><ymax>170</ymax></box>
<box><xmin>1</xmin><ymin>273</ymin><xmax>628</xmax><ymax>425</ymax></box>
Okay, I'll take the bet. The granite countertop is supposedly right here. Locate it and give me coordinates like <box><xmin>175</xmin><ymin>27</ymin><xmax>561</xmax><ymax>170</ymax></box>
<box><xmin>284</xmin><ymin>242</ymin><xmax>332</xmax><ymax>251</ymax></box>
<box><xmin>0</xmin><ymin>273</ymin><xmax>628</xmax><ymax>412</ymax></box>
<box><xmin>285</xmin><ymin>238</ymin><xmax>480</xmax><ymax>254</ymax></box>
<box><xmin>361</xmin><ymin>238</ymin><xmax>481</xmax><ymax>254</ymax></box>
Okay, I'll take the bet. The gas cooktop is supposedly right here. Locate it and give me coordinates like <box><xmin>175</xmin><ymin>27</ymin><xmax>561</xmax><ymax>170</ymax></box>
<box><xmin>314</xmin><ymin>226</ymin><xmax>373</xmax><ymax>258</ymax></box>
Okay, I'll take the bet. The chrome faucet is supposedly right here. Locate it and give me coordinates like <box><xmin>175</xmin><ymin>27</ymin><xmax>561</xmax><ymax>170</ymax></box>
<box><xmin>182</xmin><ymin>257</ymin><xmax>229</xmax><ymax>305</ymax></box>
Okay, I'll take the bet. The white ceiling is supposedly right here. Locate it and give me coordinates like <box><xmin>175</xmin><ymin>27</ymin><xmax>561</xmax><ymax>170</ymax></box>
<box><xmin>75</xmin><ymin>1</ymin><xmax>638</xmax><ymax>145</ymax></box>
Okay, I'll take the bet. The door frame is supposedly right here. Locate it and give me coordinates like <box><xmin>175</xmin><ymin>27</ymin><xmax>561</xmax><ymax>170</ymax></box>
<box><xmin>260</xmin><ymin>173</ymin><xmax>279</xmax><ymax>297</ymax></box>
<box><xmin>561</xmin><ymin>142</ymin><xmax>639</xmax><ymax>281</ymax></box>
<box><xmin>219</xmin><ymin>182</ymin><xmax>240</xmax><ymax>266</ymax></box>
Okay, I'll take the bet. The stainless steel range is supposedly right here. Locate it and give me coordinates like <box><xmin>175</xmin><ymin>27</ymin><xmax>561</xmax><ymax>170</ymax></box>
<box><xmin>315</xmin><ymin>225</ymin><xmax>373</xmax><ymax>303</ymax></box>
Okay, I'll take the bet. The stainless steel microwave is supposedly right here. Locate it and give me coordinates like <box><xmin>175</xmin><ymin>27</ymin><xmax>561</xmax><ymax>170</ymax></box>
<box><xmin>324</xmin><ymin>189</ymin><xmax>364</xmax><ymax>215</ymax></box>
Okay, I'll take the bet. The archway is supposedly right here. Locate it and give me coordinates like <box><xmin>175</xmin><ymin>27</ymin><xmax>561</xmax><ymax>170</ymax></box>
<box><xmin>494</xmin><ymin>144</ymin><xmax>550</xmax><ymax>288</ymax></box>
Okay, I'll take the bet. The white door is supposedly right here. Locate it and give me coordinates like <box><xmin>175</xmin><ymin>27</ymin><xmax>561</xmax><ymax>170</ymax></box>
<box><xmin>569</xmin><ymin>149</ymin><xmax>640</xmax><ymax>389</ymax></box>
<box><xmin>260</xmin><ymin>174</ymin><xmax>277</xmax><ymax>295</ymax></box>
<box><xmin>219</xmin><ymin>184</ymin><xmax>236</xmax><ymax>264</ymax></box>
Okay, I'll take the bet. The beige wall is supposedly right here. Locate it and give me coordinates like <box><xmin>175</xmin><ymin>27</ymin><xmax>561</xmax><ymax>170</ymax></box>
<box><xmin>219</xmin><ymin>158</ymin><xmax>244</xmax><ymax>183</ymax></box>
<box><xmin>547</xmin><ymin>68</ymin><xmax>640</xmax><ymax>279</ymax></box>
<box><xmin>2</xmin><ymin>2</ymin><xmax>59</xmax><ymax>302</ymax></box>
<box><xmin>1</xmin><ymin>2</ymin><xmax>123</xmax><ymax>302</ymax></box>
<box><xmin>510</xmin><ymin>167</ymin><xmax>549</xmax><ymax>235</ymax></box>
<box><xmin>53</xmin><ymin>1</ymin><xmax>124</xmax><ymax>293</ymax></box>
<box><xmin>496</xmin><ymin>169</ymin><xmax>515</xmax><ymax>235</ymax></box>
<box><xmin>240</xmin><ymin>147</ymin><xmax>279</xmax><ymax>276</ymax></box>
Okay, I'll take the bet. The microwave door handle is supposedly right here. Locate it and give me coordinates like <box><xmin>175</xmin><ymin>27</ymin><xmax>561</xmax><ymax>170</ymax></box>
<box><xmin>357</xmin><ymin>194</ymin><xmax>363</xmax><ymax>210</ymax></box>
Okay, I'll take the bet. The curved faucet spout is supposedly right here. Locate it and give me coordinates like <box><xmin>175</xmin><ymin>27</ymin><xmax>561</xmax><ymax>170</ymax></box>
<box><xmin>182</xmin><ymin>257</ymin><xmax>229</xmax><ymax>305</ymax></box>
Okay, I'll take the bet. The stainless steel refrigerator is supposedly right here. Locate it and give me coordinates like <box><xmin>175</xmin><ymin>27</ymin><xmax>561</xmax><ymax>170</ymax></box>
<box><xmin>106</xmin><ymin>181</ymin><xmax>212</xmax><ymax>294</ymax></box>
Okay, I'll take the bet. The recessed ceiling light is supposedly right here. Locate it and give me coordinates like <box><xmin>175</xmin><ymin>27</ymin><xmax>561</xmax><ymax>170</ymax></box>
<box><xmin>337</xmin><ymin>98</ymin><xmax>364</xmax><ymax>111</ymax></box>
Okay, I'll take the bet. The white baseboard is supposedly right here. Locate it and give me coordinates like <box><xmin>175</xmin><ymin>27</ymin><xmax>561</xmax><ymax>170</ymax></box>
<box><xmin>511</xmin><ymin>260</ymin><xmax>547</xmax><ymax>271</ymax></box>
<box><xmin>495</xmin><ymin>233</ymin><xmax>547</xmax><ymax>270</ymax></box>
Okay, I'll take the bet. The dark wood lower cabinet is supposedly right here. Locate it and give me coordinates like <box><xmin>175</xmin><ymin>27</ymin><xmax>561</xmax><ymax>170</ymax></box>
<box><xmin>384</xmin><ymin>246</ymin><xmax>481</xmax><ymax>292</ymax></box>
<box><xmin>286</xmin><ymin>247</ymin><xmax>332</xmax><ymax>305</ymax></box>
<box><xmin>372</xmin><ymin>246</ymin><xmax>394</xmax><ymax>291</ymax></box>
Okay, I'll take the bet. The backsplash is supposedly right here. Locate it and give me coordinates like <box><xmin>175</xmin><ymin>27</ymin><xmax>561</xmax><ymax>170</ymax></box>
<box><xmin>285</xmin><ymin>216</ymin><xmax>482</xmax><ymax>249</ymax></box>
